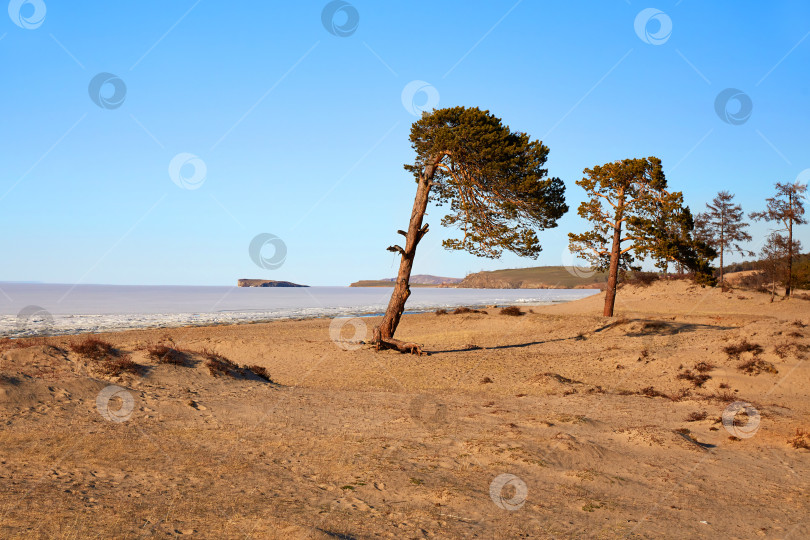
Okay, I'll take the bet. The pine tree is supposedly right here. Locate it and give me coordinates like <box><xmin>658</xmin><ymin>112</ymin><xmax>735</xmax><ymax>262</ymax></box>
<box><xmin>374</xmin><ymin>107</ymin><xmax>568</xmax><ymax>352</ymax></box>
<box><xmin>750</xmin><ymin>182</ymin><xmax>807</xmax><ymax>296</ymax></box>
<box><xmin>694</xmin><ymin>191</ymin><xmax>753</xmax><ymax>285</ymax></box>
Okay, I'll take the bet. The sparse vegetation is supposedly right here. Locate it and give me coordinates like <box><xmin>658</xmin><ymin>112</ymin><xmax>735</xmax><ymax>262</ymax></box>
<box><xmin>694</xmin><ymin>362</ymin><xmax>714</xmax><ymax>373</ymax></box>
<box><xmin>677</xmin><ymin>369</ymin><xmax>711</xmax><ymax>387</ymax></box>
<box><xmin>96</xmin><ymin>355</ymin><xmax>141</xmax><ymax>376</ymax></box>
<box><xmin>738</xmin><ymin>359</ymin><xmax>778</xmax><ymax>375</ymax></box>
<box><xmin>723</xmin><ymin>340</ymin><xmax>764</xmax><ymax>359</ymax></box>
<box><xmin>788</xmin><ymin>429</ymin><xmax>810</xmax><ymax>450</ymax></box>
<box><xmin>452</xmin><ymin>307</ymin><xmax>485</xmax><ymax>315</ymax></box>
<box><xmin>686</xmin><ymin>411</ymin><xmax>708</xmax><ymax>422</ymax></box>
<box><xmin>480</xmin><ymin>376</ymin><xmax>493</xmax><ymax>384</ymax></box>
<box><xmin>245</xmin><ymin>365</ymin><xmax>273</xmax><ymax>382</ymax></box>
<box><xmin>147</xmin><ymin>344</ymin><xmax>190</xmax><ymax>366</ymax></box>
<box><xmin>500</xmin><ymin>306</ymin><xmax>523</xmax><ymax>316</ymax></box>
<box><xmin>69</xmin><ymin>337</ymin><xmax>118</xmax><ymax>361</ymax></box>
<box><xmin>434</xmin><ymin>308</ymin><xmax>448</xmax><ymax>315</ymax></box>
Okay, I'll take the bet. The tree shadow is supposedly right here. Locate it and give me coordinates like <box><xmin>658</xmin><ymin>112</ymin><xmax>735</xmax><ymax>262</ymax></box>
<box><xmin>429</xmin><ymin>317</ymin><xmax>735</xmax><ymax>354</ymax></box>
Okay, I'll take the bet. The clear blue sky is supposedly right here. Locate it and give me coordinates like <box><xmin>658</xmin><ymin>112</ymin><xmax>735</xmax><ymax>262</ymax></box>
<box><xmin>1</xmin><ymin>1</ymin><xmax>808</xmax><ymax>286</ymax></box>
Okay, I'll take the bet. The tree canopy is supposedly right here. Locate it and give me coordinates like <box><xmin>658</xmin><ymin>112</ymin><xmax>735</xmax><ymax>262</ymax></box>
<box><xmin>406</xmin><ymin>106</ymin><xmax>568</xmax><ymax>258</ymax></box>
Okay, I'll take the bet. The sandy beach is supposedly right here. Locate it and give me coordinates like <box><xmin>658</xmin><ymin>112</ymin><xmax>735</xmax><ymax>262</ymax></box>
<box><xmin>1</xmin><ymin>280</ymin><xmax>808</xmax><ymax>538</ymax></box>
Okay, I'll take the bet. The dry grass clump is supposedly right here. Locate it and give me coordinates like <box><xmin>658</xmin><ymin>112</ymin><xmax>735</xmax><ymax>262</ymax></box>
<box><xmin>677</xmin><ymin>369</ymin><xmax>711</xmax><ymax>387</ymax></box>
<box><xmin>685</xmin><ymin>411</ymin><xmax>708</xmax><ymax>422</ymax></box>
<box><xmin>69</xmin><ymin>336</ymin><xmax>141</xmax><ymax>376</ymax></box>
<box><xmin>788</xmin><ymin>428</ymin><xmax>810</xmax><ymax>450</ymax></box>
<box><xmin>434</xmin><ymin>308</ymin><xmax>448</xmax><ymax>315</ymax></box>
<box><xmin>738</xmin><ymin>358</ymin><xmax>778</xmax><ymax>375</ymax></box>
<box><xmin>480</xmin><ymin>376</ymin><xmax>493</xmax><ymax>384</ymax></box>
<box><xmin>773</xmin><ymin>342</ymin><xmax>809</xmax><ymax>359</ymax></box>
<box><xmin>640</xmin><ymin>386</ymin><xmax>666</xmax><ymax>398</ymax></box>
<box><xmin>96</xmin><ymin>355</ymin><xmax>141</xmax><ymax>376</ymax></box>
<box><xmin>69</xmin><ymin>337</ymin><xmax>118</xmax><ymax>361</ymax></box>
<box><xmin>723</xmin><ymin>340</ymin><xmax>763</xmax><ymax>359</ymax></box>
<box><xmin>452</xmin><ymin>307</ymin><xmax>485</xmax><ymax>315</ymax></box>
<box><xmin>204</xmin><ymin>350</ymin><xmax>239</xmax><ymax>377</ymax></box>
<box><xmin>244</xmin><ymin>365</ymin><xmax>274</xmax><ymax>382</ymax></box>
<box><xmin>694</xmin><ymin>362</ymin><xmax>715</xmax><ymax>373</ymax></box>
<box><xmin>500</xmin><ymin>306</ymin><xmax>524</xmax><ymax>316</ymax></box>
<box><xmin>146</xmin><ymin>344</ymin><xmax>190</xmax><ymax>366</ymax></box>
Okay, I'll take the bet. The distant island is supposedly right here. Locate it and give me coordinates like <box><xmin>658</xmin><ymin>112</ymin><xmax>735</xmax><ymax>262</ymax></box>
<box><xmin>350</xmin><ymin>275</ymin><xmax>462</xmax><ymax>287</ymax></box>
<box><xmin>351</xmin><ymin>266</ymin><xmax>607</xmax><ymax>289</ymax></box>
<box><xmin>237</xmin><ymin>279</ymin><xmax>308</xmax><ymax>287</ymax></box>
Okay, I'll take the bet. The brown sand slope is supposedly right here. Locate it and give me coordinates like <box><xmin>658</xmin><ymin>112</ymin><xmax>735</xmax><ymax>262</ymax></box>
<box><xmin>1</xmin><ymin>281</ymin><xmax>808</xmax><ymax>538</ymax></box>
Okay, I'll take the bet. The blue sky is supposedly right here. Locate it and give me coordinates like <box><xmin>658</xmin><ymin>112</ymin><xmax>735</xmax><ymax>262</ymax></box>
<box><xmin>1</xmin><ymin>1</ymin><xmax>808</xmax><ymax>286</ymax></box>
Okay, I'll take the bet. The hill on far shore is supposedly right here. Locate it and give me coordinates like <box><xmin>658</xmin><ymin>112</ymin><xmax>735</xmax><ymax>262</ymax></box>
<box><xmin>457</xmin><ymin>265</ymin><xmax>608</xmax><ymax>289</ymax></box>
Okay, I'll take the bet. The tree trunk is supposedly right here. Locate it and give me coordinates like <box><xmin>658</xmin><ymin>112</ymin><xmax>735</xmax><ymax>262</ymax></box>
<box><xmin>603</xmin><ymin>192</ymin><xmax>625</xmax><ymax>317</ymax></box>
<box><xmin>719</xmin><ymin>248</ymin><xmax>724</xmax><ymax>287</ymax></box>
<box><xmin>786</xmin><ymin>208</ymin><xmax>794</xmax><ymax>297</ymax></box>
<box><xmin>373</xmin><ymin>155</ymin><xmax>443</xmax><ymax>353</ymax></box>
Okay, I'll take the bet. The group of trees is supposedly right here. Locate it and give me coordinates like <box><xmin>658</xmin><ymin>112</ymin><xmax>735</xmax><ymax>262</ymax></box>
<box><xmin>373</xmin><ymin>106</ymin><xmax>808</xmax><ymax>350</ymax></box>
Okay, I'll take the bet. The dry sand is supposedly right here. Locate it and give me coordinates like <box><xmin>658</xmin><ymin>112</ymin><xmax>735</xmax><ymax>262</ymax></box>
<box><xmin>1</xmin><ymin>280</ymin><xmax>808</xmax><ymax>538</ymax></box>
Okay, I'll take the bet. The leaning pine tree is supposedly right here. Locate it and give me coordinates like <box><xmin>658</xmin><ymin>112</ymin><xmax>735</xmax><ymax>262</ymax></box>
<box><xmin>373</xmin><ymin>107</ymin><xmax>568</xmax><ymax>353</ymax></box>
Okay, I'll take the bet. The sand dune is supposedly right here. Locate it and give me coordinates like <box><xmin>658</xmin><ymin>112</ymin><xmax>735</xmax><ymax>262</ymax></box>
<box><xmin>1</xmin><ymin>281</ymin><xmax>808</xmax><ymax>538</ymax></box>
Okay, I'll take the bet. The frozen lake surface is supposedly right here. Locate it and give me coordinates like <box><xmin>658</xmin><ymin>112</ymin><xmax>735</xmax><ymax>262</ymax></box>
<box><xmin>0</xmin><ymin>283</ymin><xmax>599</xmax><ymax>337</ymax></box>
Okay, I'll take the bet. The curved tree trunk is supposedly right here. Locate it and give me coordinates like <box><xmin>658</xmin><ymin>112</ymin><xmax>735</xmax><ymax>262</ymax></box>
<box><xmin>373</xmin><ymin>156</ymin><xmax>443</xmax><ymax>353</ymax></box>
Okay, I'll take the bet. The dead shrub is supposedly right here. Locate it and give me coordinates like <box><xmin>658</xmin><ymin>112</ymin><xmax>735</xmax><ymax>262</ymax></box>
<box><xmin>694</xmin><ymin>362</ymin><xmax>715</xmax><ymax>373</ymax></box>
<box><xmin>480</xmin><ymin>376</ymin><xmax>493</xmax><ymax>384</ymax></box>
<box><xmin>773</xmin><ymin>342</ymin><xmax>809</xmax><ymax>359</ymax></box>
<box><xmin>686</xmin><ymin>411</ymin><xmax>708</xmax><ymax>422</ymax></box>
<box><xmin>69</xmin><ymin>337</ymin><xmax>118</xmax><ymax>361</ymax></box>
<box><xmin>500</xmin><ymin>306</ymin><xmax>523</xmax><ymax>317</ymax></box>
<box><xmin>97</xmin><ymin>355</ymin><xmax>141</xmax><ymax>376</ymax></box>
<box><xmin>640</xmin><ymin>386</ymin><xmax>666</xmax><ymax>398</ymax></box>
<box><xmin>738</xmin><ymin>359</ymin><xmax>778</xmax><ymax>375</ymax></box>
<box><xmin>788</xmin><ymin>429</ymin><xmax>810</xmax><ymax>450</ymax></box>
<box><xmin>202</xmin><ymin>349</ymin><xmax>239</xmax><ymax>377</ymax></box>
<box><xmin>677</xmin><ymin>369</ymin><xmax>711</xmax><ymax>387</ymax></box>
<box><xmin>452</xmin><ymin>307</ymin><xmax>484</xmax><ymax>315</ymax></box>
<box><xmin>245</xmin><ymin>365</ymin><xmax>273</xmax><ymax>382</ymax></box>
<box><xmin>147</xmin><ymin>344</ymin><xmax>189</xmax><ymax>366</ymax></box>
<box><xmin>435</xmin><ymin>309</ymin><xmax>448</xmax><ymax>315</ymax></box>
<box><xmin>723</xmin><ymin>340</ymin><xmax>763</xmax><ymax>359</ymax></box>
